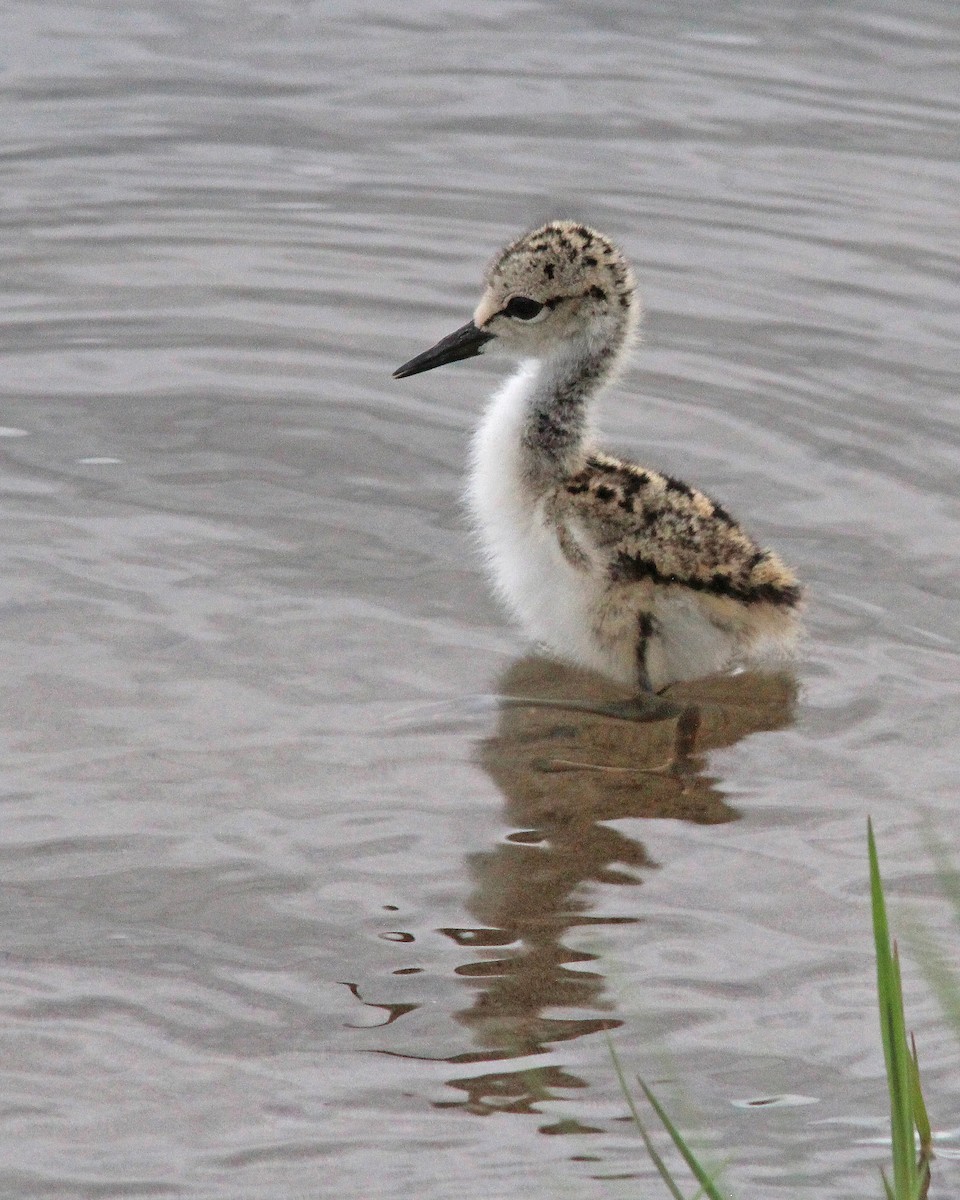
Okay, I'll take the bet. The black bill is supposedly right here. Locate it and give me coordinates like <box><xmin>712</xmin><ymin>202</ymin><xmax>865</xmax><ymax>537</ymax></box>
<box><xmin>393</xmin><ymin>321</ymin><xmax>494</xmax><ymax>379</ymax></box>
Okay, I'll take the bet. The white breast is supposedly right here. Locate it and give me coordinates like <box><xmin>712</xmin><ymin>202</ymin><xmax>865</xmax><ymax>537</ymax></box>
<box><xmin>466</xmin><ymin>364</ymin><xmax>623</xmax><ymax>680</ymax></box>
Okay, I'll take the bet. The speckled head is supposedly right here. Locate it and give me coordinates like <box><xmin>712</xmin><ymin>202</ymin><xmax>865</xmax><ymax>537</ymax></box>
<box><xmin>474</xmin><ymin>220</ymin><xmax>639</xmax><ymax>354</ymax></box>
<box><xmin>393</xmin><ymin>220</ymin><xmax>640</xmax><ymax>379</ymax></box>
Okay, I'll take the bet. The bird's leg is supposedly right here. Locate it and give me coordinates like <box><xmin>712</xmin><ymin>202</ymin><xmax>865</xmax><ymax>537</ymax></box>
<box><xmin>500</xmin><ymin>615</ymin><xmax>696</xmax><ymax>726</ymax></box>
<box><xmin>580</xmin><ymin>611</ymin><xmax>681</xmax><ymax>722</ymax></box>
<box><xmin>635</xmin><ymin>611</ymin><xmax>656</xmax><ymax>693</ymax></box>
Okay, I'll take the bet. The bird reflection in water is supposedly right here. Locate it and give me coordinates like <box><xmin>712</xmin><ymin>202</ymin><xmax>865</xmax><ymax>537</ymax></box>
<box><xmin>434</xmin><ymin>656</ymin><xmax>797</xmax><ymax>1125</ymax></box>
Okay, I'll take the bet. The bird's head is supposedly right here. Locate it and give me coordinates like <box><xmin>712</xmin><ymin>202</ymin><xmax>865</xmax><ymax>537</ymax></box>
<box><xmin>393</xmin><ymin>221</ymin><xmax>639</xmax><ymax>379</ymax></box>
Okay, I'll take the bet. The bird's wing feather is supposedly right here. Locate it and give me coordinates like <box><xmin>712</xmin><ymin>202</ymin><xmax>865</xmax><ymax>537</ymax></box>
<box><xmin>559</xmin><ymin>453</ymin><xmax>800</xmax><ymax>607</ymax></box>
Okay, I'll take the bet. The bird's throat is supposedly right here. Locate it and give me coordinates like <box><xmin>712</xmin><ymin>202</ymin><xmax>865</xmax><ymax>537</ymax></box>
<box><xmin>519</xmin><ymin>334</ymin><xmax>624</xmax><ymax>483</ymax></box>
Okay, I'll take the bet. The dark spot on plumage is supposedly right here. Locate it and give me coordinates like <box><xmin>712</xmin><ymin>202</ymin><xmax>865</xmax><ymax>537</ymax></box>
<box><xmin>526</xmin><ymin>403</ymin><xmax>588</xmax><ymax>460</ymax></box>
<box><xmin>566</xmin><ymin>481</ymin><xmax>589</xmax><ymax>495</ymax></box>
<box><xmin>611</xmin><ymin>551</ymin><xmax>801</xmax><ymax>608</ymax></box>
<box><xmin>575</xmin><ymin>225</ymin><xmax>594</xmax><ymax>243</ymax></box>
<box><xmin>612</xmin><ymin>552</ymin><xmax>658</xmax><ymax>585</ymax></box>
<box><xmin>757</xmin><ymin>580</ymin><xmax>803</xmax><ymax>608</ymax></box>
<box><xmin>588</xmin><ymin>284</ymin><xmax>607</xmax><ymax>301</ymax></box>
<box><xmin>664</xmin><ymin>476</ymin><xmax>694</xmax><ymax>498</ymax></box>
<box><xmin>588</xmin><ymin>456</ymin><xmax>619</xmax><ymax>475</ymax></box>
<box><xmin>747</xmin><ymin>549</ymin><xmax>768</xmax><ymax>569</ymax></box>
<box><xmin>584</xmin><ymin>255</ymin><xmax>598</xmax><ymax>267</ymax></box>
<box><xmin>544</xmin><ymin>296</ymin><xmax>562</xmax><ymax>310</ymax></box>
<box><xmin>620</xmin><ymin>471</ymin><xmax>649</xmax><ymax>496</ymax></box>
<box><xmin>536</xmin><ymin>412</ymin><xmax>558</xmax><ymax>441</ymax></box>
<box><xmin>543</xmin><ymin>263</ymin><xmax>555</xmax><ymax>280</ymax></box>
<box><xmin>711</xmin><ymin>502</ymin><xmax>736</xmax><ymax>526</ymax></box>
<box><xmin>619</xmin><ymin>295</ymin><xmax>630</xmax><ymax>309</ymax></box>
<box><xmin>710</xmin><ymin>572</ymin><xmax>736</xmax><ymax>598</ymax></box>
<box><xmin>594</xmin><ymin>484</ymin><xmax>616</xmax><ymax>503</ymax></box>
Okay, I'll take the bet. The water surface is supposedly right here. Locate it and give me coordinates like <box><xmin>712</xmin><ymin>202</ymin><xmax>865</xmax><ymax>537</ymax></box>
<box><xmin>2</xmin><ymin>1</ymin><xmax>959</xmax><ymax>1196</ymax></box>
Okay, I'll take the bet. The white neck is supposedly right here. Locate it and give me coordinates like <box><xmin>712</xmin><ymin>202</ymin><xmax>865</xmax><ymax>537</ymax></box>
<box><xmin>465</xmin><ymin>355</ymin><xmax>618</xmax><ymax>678</ymax></box>
<box><xmin>467</xmin><ymin>313</ymin><xmax>635</xmax><ymax>573</ymax></box>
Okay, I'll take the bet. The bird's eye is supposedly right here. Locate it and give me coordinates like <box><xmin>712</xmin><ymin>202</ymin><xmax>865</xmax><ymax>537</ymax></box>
<box><xmin>504</xmin><ymin>296</ymin><xmax>545</xmax><ymax>321</ymax></box>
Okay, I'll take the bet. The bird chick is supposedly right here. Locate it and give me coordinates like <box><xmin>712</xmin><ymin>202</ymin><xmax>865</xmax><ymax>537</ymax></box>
<box><xmin>394</xmin><ymin>221</ymin><xmax>802</xmax><ymax>698</ymax></box>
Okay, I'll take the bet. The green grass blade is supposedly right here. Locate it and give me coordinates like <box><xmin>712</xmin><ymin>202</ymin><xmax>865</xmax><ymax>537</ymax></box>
<box><xmin>910</xmin><ymin>1033</ymin><xmax>933</xmax><ymax>1200</ymax></box>
<box><xmin>869</xmin><ymin>819</ymin><xmax>896</xmax><ymax>1078</ymax></box>
<box><xmin>880</xmin><ymin>1166</ymin><xmax>895</xmax><ymax>1200</ymax></box>
<box><xmin>910</xmin><ymin>1034</ymin><xmax>931</xmax><ymax>1150</ymax></box>
<box><xmin>638</xmin><ymin>1078</ymin><xmax>729</xmax><ymax>1200</ymax></box>
<box><xmin>892</xmin><ymin>945</ymin><xmax>919</xmax><ymax>1193</ymax></box>
<box><xmin>606</xmin><ymin>1037</ymin><xmax>687</xmax><ymax>1200</ymax></box>
<box><xmin>869</xmin><ymin>818</ymin><xmax>921</xmax><ymax>1198</ymax></box>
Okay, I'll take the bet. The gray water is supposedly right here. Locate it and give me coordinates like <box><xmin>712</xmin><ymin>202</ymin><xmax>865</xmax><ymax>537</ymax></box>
<box><xmin>2</xmin><ymin>1</ymin><xmax>960</xmax><ymax>1197</ymax></box>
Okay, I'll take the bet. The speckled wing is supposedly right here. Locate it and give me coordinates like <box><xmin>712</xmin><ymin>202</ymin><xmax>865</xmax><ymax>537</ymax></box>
<box><xmin>561</xmin><ymin>452</ymin><xmax>802</xmax><ymax>609</ymax></box>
